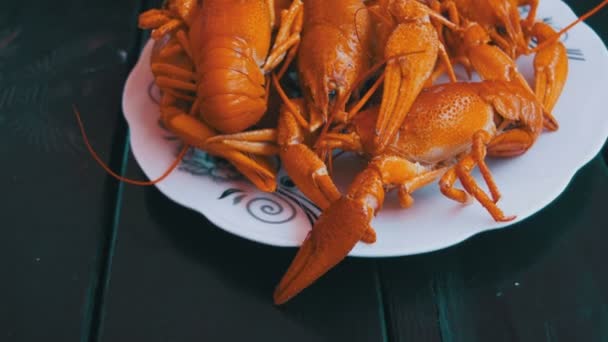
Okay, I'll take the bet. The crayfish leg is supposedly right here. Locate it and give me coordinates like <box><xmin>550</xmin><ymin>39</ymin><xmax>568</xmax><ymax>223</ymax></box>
<box><xmin>263</xmin><ymin>0</ymin><xmax>303</xmax><ymax>73</ymax></box>
<box><xmin>441</xmin><ymin>130</ymin><xmax>514</xmax><ymax>222</ymax></box>
<box><xmin>277</xmin><ymin>98</ymin><xmax>342</xmax><ymax>209</ymax></box>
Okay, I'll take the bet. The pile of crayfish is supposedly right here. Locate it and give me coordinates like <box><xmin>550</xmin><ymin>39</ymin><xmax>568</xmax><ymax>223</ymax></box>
<box><xmin>77</xmin><ymin>0</ymin><xmax>607</xmax><ymax>305</ymax></box>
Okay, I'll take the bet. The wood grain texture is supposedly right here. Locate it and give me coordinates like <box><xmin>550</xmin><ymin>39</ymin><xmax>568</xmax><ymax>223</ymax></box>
<box><xmin>0</xmin><ymin>1</ymin><xmax>143</xmax><ymax>341</ymax></box>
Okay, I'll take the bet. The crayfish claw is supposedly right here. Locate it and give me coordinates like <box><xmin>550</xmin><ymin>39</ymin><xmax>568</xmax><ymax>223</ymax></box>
<box><xmin>273</xmin><ymin>196</ymin><xmax>373</xmax><ymax>305</ymax></box>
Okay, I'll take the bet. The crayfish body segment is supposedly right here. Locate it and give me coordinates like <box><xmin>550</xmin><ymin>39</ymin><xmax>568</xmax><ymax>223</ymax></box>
<box><xmin>138</xmin><ymin>0</ymin><xmax>303</xmax><ymax>192</ymax></box>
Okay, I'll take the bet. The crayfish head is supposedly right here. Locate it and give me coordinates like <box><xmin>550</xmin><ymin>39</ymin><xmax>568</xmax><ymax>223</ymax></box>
<box><xmin>298</xmin><ymin>28</ymin><xmax>369</xmax><ymax>131</ymax></box>
<box><xmin>302</xmin><ymin>78</ymin><xmax>339</xmax><ymax>131</ymax></box>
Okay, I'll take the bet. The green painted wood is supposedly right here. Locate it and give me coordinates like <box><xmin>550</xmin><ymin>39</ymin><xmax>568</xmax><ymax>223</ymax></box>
<box><xmin>376</xmin><ymin>259</ymin><xmax>443</xmax><ymax>342</ymax></box>
<box><xmin>0</xmin><ymin>1</ymin><xmax>143</xmax><ymax>341</ymax></box>
<box><xmin>381</xmin><ymin>157</ymin><xmax>608</xmax><ymax>342</ymax></box>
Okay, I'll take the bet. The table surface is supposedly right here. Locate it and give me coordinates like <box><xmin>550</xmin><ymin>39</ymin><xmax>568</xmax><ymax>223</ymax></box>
<box><xmin>2</xmin><ymin>1</ymin><xmax>607</xmax><ymax>341</ymax></box>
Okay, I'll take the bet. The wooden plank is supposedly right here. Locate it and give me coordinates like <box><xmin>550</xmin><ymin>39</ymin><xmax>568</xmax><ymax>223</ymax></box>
<box><xmin>97</xmin><ymin>156</ymin><xmax>385</xmax><ymax>342</ymax></box>
<box><xmin>376</xmin><ymin>259</ymin><xmax>443</xmax><ymax>342</ymax></box>
<box><xmin>0</xmin><ymin>1</ymin><xmax>143</xmax><ymax>341</ymax></box>
<box><xmin>381</xmin><ymin>157</ymin><xmax>608</xmax><ymax>342</ymax></box>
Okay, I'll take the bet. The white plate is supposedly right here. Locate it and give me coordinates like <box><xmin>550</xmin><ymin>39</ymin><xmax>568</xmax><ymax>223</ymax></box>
<box><xmin>122</xmin><ymin>0</ymin><xmax>608</xmax><ymax>257</ymax></box>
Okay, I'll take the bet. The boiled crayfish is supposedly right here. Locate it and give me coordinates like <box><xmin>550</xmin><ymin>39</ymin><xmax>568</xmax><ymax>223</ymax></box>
<box><xmin>273</xmin><ymin>0</ymin><xmax>374</xmax><ymax>210</ymax></box>
<box><xmin>275</xmin><ymin>0</ymin><xmax>460</xmax><ymax>210</ymax></box>
<box><xmin>429</xmin><ymin>0</ymin><xmax>535</xmax><ymax>57</ymax></box>
<box><xmin>134</xmin><ymin>0</ymin><xmax>304</xmax><ymax>191</ymax></box>
<box><xmin>274</xmin><ymin>79</ymin><xmax>545</xmax><ymax>304</ymax></box>
<box><xmin>77</xmin><ymin>0</ymin><xmax>305</xmax><ymax>190</ymax></box>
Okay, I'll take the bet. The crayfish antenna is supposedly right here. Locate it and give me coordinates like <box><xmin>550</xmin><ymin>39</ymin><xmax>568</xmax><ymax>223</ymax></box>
<box><xmin>313</xmin><ymin>58</ymin><xmax>388</xmax><ymax>154</ymax></box>
<box><xmin>73</xmin><ymin>105</ymin><xmax>188</xmax><ymax>186</ymax></box>
<box><xmin>530</xmin><ymin>0</ymin><xmax>608</xmax><ymax>53</ymax></box>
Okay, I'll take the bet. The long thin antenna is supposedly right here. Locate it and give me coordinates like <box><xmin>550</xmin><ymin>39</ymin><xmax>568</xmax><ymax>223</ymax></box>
<box><xmin>74</xmin><ymin>105</ymin><xmax>189</xmax><ymax>186</ymax></box>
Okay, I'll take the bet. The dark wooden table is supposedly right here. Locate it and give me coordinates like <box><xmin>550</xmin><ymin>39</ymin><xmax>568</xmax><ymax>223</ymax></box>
<box><xmin>2</xmin><ymin>1</ymin><xmax>607</xmax><ymax>341</ymax></box>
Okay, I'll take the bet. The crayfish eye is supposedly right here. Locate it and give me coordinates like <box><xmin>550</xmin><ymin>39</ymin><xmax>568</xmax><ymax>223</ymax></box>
<box><xmin>328</xmin><ymin>89</ymin><xmax>337</xmax><ymax>103</ymax></box>
<box><xmin>283</xmin><ymin>71</ymin><xmax>301</xmax><ymax>97</ymax></box>
<box><xmin>496</xmin><ymin>26</ymin><xmax>507</xmax><ymax>36</ymax></box>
